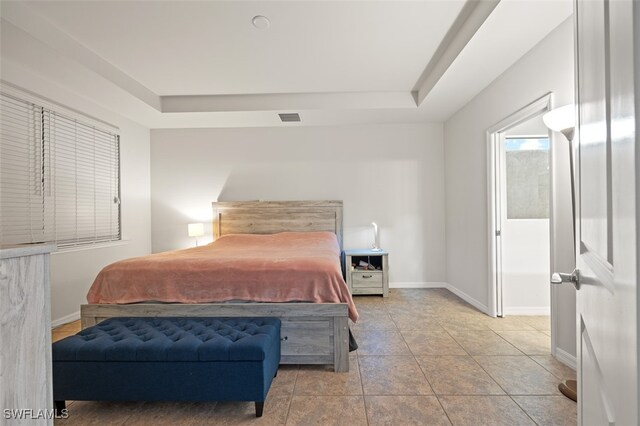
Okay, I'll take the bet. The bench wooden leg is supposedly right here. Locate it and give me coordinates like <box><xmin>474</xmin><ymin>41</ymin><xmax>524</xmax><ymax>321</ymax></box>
<box><xmin>54</xmin><ymin>400</ymin><xmax>66</xmax><ymax>416</ymax></box>
<box><xmin>255</xmin><ymin>401</ymin><xmax>264</xmax><ymax>417</ymax></box>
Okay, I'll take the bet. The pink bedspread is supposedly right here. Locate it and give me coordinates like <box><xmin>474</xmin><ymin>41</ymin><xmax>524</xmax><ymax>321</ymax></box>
<box><xmin>87</xmin><ymin>232</ymin><xmax>358</xmax><ymax>322</ymax></box>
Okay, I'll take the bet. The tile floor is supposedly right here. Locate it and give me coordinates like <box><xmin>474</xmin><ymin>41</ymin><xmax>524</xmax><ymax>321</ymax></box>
<box><xmin>51</xmin><ymin>289</ymin><xmax>577</xmax><ymax>425</ymax></box>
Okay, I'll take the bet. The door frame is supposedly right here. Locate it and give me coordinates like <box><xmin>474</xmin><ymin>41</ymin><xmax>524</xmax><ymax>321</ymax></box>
<box><xmin>486</xmin><ymin>93</ymin><xmax>554</xmax><ymax>337</ymax></box>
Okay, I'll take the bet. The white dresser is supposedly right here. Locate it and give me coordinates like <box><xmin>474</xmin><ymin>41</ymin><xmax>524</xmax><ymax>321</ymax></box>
<box><xmin>0</xmin><ymin>244</ymin><xmax>56</xmax><ymax>425</ymax></box>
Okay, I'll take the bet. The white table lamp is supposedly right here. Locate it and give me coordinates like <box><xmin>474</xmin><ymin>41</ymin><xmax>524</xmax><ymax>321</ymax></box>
<box><xmin>371</xmin><ymin>222</ymin><xmax>382</xmax><ymax>251</ymax></box>
<box><xmin>188</xmin><ymin>223</ymin><xmax>205</xmax><ymax>246</ymax></box>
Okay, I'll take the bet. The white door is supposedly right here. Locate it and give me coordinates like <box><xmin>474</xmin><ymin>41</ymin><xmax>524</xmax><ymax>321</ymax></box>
<box><xmin>573</xmin><ymin>0</ymin><xmax>638</xmax><ymax>424</ymax></box>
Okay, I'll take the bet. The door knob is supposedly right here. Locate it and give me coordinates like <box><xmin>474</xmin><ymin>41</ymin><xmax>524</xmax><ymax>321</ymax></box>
<box><xmin>551</xmin><ymin>269</ymin><xmax>580</xmax><ymax>290</ymax></box>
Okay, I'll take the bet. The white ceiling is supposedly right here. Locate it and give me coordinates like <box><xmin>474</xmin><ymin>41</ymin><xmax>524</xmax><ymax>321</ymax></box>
<box><xmin>25</xmin><ymin>1</ymin><xmax>464</xmax><ymax>95</ymax></box>
<box><xmin>0</xmin><ymin>0</ymin><xmax>573</xmax><ymax>128</ymax></box>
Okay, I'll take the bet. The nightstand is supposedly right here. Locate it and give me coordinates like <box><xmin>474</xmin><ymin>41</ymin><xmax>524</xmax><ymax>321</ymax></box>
<box><xmin>344</xmin><ymin>249</ymin><xmax>389</xmax><ymax>297</ymax></box>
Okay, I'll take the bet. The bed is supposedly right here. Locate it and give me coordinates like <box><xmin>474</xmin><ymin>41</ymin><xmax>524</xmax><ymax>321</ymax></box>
<box><xmin>80</xmin><ymin>200</ymin><xmax>355</xmax><ymax>372</ymax></box>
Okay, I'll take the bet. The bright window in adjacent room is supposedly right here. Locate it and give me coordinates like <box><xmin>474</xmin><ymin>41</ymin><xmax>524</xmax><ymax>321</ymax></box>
<box><xmin>0</xmin><ymin>90</ymin><xmax>121</xmax><ymax>248</ymax></box>
<box><xmin>504</xmin><ymin>136</ymin><xmax>550</xmax><ymax>219</ymax></box>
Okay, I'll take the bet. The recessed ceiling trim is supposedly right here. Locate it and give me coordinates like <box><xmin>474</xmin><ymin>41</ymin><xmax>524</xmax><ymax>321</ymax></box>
<box><xmin>1</xmin><ymin>1</ymin><xmax>162</xmax><ymax>111</ymax></box>
<box><xmin>413</xmin><ymin>0</ymin><xmax>500</xmax><ymax>106</ymax></box>
<box><xmin>161</xmin><ymin>92</ymin><xmax>417</xmax><ymax>113</ymax></box>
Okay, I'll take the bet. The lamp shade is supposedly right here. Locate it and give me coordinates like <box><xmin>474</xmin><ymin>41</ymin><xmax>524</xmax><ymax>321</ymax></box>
<box><xmin>371</xmin><ymin>222</ymin><xmax>381</xmax><ymax>251</ymax></box>
<box><xmin>543</xmin><ymin>105</ymin><xmax>575</xmax><ymax>133</ymax></box>
<box><xmin>188</xmin><ymin>223</ymin><xmax>204</xmax><ymax>237</ymax></box>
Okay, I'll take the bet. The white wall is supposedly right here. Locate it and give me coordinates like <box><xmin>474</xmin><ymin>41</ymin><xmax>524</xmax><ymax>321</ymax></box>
<box><xmin>444</xmin><ymin>18</ymin><xmax>576</xmax><ymax>359</ymax></box>
<box><xmin>151</xmin><ymin>124</ymin><xmax>446</xmax><ymax>285</ymax></box>
<box><xmin>1</xmin><ymin>23</ymin><xmax>152</xmax><ymax>325</ymax></box>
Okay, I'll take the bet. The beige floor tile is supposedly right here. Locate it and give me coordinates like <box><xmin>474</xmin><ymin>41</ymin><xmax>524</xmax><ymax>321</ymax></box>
<box><xmin>436</xmin><ymin>300</ymin><xmax>480</xmax><ymax>313</ymax></box>
<box><xmin>354</xmin><ymin>329</ymin><xmax>411</xmax><ymax>355</ymax></box>
<box><xmin>359</xmin><ymin>355</ymin><xmax>433</xmax><ymax>395</ymax></box>
<box><xmin>52</xmin><ymin>331</ymin><xmax>75</xmax><ymax>343</ymax></box>
<box><xmin>439</xmin><ymin>396</ymin><xmax>535</xmax><ymax>426</ymax></box>
<box><xmin>416</xmin><ymin>356</ymin><xmax>504</xmax><ymax>396</ymax></box>
<box><xmin>364</xmin><ymin>396</ymin><xmax>451</xmax><ymax>426</ymax></box>
<box><xmin>385</xmin><ymin>302</ymin><xmax>438</xmax><ymax>314</ymax></box>
<box><xmin>439</xmin><ymin>318</ymin><xmax>493</xmax><ymax>332</ymax></box>
<box><xmin>124</xmin><ymin>401</ymin><xmax>209</xmax><ymax>425</ymax></box>
<box><xmin>515</xmin><ymin>315</ymin><xmax>551</xmax><ymax>331</ymax></box>
<box><xmin>486</xmin><ymin>318</ymin><xmax>536</xmax><ymax>332</ymax></box>
<box><xmin>295</xmin><ymin>354</ymin><xmax>361</xmax><ymax>395</ymax></box>
<box><xmin>447</xmin><ymin>330</ymin><xmax>522</xmax><ymax>355</ymax></box>
<box><xmin>57</xmin><ymin>320</ymin><xmax>82</xmax><ymax>333</ymax></box>
<box><xmin>54</xmin><ymin>289</ymin><xmax>573</xmax><ymax>425</ymax></box>
<box><xmin>384</xmin><ymin>289</ymin><xmax>434</xmax><ymax>302</ymax></box>
<box><xmin>530</xmin><ymin>356</ymin><xmax>577</xmax><ymax>381</ymax></box>
<box><xmin>194</xmin><ymin>396</ymin><xmax>289</xmax><ymax>426</ymax></box>
<box><xmin>269</xmin><ymin>365</ymin><xmax>299</xmax><ymax>396</ymax></box>
<box><xmin>354</xmin><ymin>300</ymin><xmax>387</xmax><ymax>310</ymax></box>
<box><xmin>352</xmin><ymin>295</ymin><xmax>386</xmax><ymax>306</ymax></box>
<box><xmin>474</xmin><ymin>356</ymin><xmax>561</xmax><ymax>395</ymax></box>
<box><xmin>384</xmin><ymin>305</ymin><xmax>426</xmax><ymax>318</ymax></box>
<box><xmin>389</xmin><ymin>304</ymin><xmax>439</xmax><ymax>314</ymax></box>
<box><xmin>353</xmin><ymin>312</ymin><xmax>398</xmax><ymax>331</ymax></box>
<box><xmin>439</xmin><ymin>310</ymin><xmax>492</xmax><ymax>321</ymax></box>
<box><xmin>286</xmin><ymin>396</ymin><xmax>367</xmax><ymax>426</ymax></box>
<box><xmin>401</xmin><ymin>328</ymin><xmax>467</xmax><ymax>356</ymax></box>
<box><xmin>389</xmin><ymin>313</ymin><xmax>441</xmax><ymax>330</ymax></box>
<box><xmin>56</xmin><ymin>401</ymin><xmax>142</xmax><ymax>426</ymax></box>
<box><xmin>513</xmin><ymin>396</ymin><xmax>577</xmax><ymax>426</ymax></box>
<box><xmin>355</xmin><ymin>307</ymin><xmax>392</xmax><ymax>317</ymax></box>
<box><xmin>496</xmin><ymin>331</ymin><xmax>551</xmax><ymax>355</ymax></box>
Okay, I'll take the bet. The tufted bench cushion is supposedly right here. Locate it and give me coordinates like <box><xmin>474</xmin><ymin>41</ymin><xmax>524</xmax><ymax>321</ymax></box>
<box><xmin>53</xmin><ymin>317</ymin><xmax>280</xmax><ymax>362</ymax></box>
<box><xmin>52</xmin><ymin>317</ymin><xmax>281</xmax><ymax>417</ymax></box>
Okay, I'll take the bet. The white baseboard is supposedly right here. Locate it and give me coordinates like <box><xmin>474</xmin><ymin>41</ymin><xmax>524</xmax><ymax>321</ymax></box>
<box><xmin>51</xmin><ymin>310</ymin><xmax>80</xmax><ymax>328</ymax></box>
<box><xmin>389</xmin><ymin>282</ymin><xmax>448</xmax><ymax>288</ymax></box>
<box><xmin>445</xmin><ymin>283</ymin><xmax>489</xmax><ymax>314</ymax></box>
<box><xmin>503</xmin><ymin>306</ymin><xmax>551</xmax><ymax>316</ymax></box>
<box><xmin>554</xmin><ymin>347</ymin><xmax>577</xmax><ymax>370</ymax></box>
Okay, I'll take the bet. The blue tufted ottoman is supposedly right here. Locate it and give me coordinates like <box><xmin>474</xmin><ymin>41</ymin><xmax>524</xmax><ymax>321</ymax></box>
<box><xmin>52</xmin><ymin>317</ymin><xmax>281</xmax><ymax>417</ymax></box>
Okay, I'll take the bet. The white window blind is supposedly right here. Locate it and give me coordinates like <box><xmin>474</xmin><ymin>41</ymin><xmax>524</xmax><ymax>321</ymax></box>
<box><xmin>0</xmin><ymin>91</ymin><xmax>121</xmax><ymax>248</ymax></box>
<box><xmin>0</xmin><ymin>94</ymin><xmax>45</xmax><ymax>244</ymax></box>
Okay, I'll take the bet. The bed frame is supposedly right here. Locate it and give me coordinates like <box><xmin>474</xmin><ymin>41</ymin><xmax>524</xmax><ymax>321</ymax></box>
<box><xmin>80</xmin><ymin>200</ymin><xmax>350</xmax><ymax>372</ymax></box>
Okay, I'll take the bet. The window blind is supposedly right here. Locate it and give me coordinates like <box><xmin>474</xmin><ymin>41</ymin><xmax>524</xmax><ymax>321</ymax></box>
<box><xmin>0</xmin><ymin>91</ymin><xmax>120</xmax><ymax>248</ymax></box>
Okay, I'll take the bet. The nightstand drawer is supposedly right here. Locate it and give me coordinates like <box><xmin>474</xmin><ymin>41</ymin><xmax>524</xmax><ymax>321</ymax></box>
<box><xmin>352</xmin><ymin>271</ymin><xmax>383</xmax><ymax>288</ymax></box>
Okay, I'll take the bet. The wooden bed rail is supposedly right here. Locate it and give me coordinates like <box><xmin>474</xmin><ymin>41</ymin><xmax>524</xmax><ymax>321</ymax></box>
<box><xmin>81</xmin><ymin>302</ymin><xmax>350</xmax><ymax>372</ymax></box>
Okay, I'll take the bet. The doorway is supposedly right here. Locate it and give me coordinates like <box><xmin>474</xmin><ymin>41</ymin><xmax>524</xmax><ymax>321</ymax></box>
<box><xmin>487</xmin><ymin>94</ymin><xmax>553</xmax><ymax>327</ymax></box>
<box><xmin>499</xmin><ymin>127</ymin><xmax>550</xmax><ymax>315</ymax></box>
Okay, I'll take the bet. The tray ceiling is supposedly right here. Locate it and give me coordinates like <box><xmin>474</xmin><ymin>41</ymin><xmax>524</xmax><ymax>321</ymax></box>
<box><xmin>0</xmin><ymin>0</ymin><xmax>573</xmax><ymax>128</ymax></box>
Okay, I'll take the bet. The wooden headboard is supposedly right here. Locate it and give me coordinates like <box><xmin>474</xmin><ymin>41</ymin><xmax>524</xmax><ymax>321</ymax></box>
<box><xmin>212</xmin><ymin>200</ymin><xmax>344</xmax><ymax>249</ymax></box>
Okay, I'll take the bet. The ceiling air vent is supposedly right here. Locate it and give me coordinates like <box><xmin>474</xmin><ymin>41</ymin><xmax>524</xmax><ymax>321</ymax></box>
<box><xmin>278</xmin><ymin>113</ymin><xmax>301</xmax><ymax>123</ymax></box>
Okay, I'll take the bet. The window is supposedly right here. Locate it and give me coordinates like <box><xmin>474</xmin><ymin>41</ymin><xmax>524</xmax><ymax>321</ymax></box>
<box><xmin>504</xmin><ymin>136</ymin><xmax>550</xmax><ymax>219</ymax></box>
<box><xmin>0</xmin><ymin>90</ymin><xmax>121</xmax><ymax>248</ymax></box>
